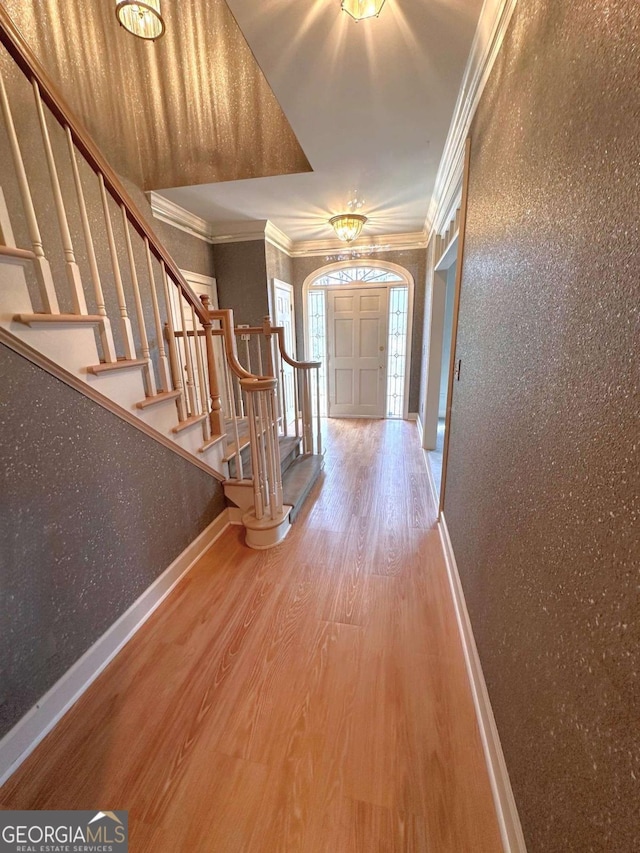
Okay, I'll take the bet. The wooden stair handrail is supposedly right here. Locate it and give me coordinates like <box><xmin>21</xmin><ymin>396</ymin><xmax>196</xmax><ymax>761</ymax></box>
<box><xmin>0</xmin><ymin>5</ymin><xmax>207</xmax><ymax>324</ymax></box>
<box><xmin>203</xmin><ymin>302</ymin><xmax>266</xmax><ymax>382</ymax></box>
<box><xmin>274</xmin><ymin>326</ymin><xmax>320</xmax><ymax>371</ymax></box>
<box><xmin>263</xmin><ymin>318</ymin><xmax>320</xmax><ymax>371</ymax></box>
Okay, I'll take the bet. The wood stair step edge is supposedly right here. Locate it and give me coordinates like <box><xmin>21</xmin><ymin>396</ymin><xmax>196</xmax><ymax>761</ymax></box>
<box><xmin>199</xmin><ymin>434</ymin><xmax>226</xmax><ymax>453</ymax></box>
<box><xmin>87</xmin><ymin>358</ymin><xmax>147</xmax><ymax>375</ymax></box>
<box><xmin>135</xmin><ymin>389</ymin><xmax>181</xmax><ymax>409</ymax></box>
<box><xmin>14</xmin><ymin>312</ymin><xmax>104</xmax><ymax>325</ymax></box>
<box><xmin>283</xmin><ymin>455</ymin><xmax>323</xmax><ymax>522</ymax></box>
<box><xmin>171</xmin><ymin>413</ymin><xmax>207</xmax><ymax>434</ymax></box>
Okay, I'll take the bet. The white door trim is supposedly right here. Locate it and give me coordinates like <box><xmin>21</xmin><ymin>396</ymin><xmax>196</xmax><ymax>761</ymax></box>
<box><xmin>270</xmin><ymin>278</ymin><xmax>297</xmax><ymax>426</ymax></box>
<box><xmin>180</xmin><ymin>270</ymin><xmax>218</xmax><ymax>309</ymax></box>
<box><xmin>269</xmin><ymin>278</ymin><xmax>296</xmax><ymax>356</ymax></box>
<box><xmin>302</xmin><ymin>260</ymin><xmax>414</xmax><ymax>419</ymax></box>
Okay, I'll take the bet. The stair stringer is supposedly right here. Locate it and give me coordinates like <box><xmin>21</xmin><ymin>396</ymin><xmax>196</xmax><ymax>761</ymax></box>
<box><xmin>0</xmin><ymin>258</ymin><xmax>227</xmax><ymax>480</ymax></box>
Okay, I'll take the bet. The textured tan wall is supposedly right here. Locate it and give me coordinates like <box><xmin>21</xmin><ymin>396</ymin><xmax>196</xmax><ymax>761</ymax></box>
<box><xmin>0</xmin><ymin>44</ymin><xmax>215</xmax><ymax>353</ymax></box>
<box><xmin>443</xmin><ymin>1</ymin><xmax>640</xmax><ymax>850</ymax></box>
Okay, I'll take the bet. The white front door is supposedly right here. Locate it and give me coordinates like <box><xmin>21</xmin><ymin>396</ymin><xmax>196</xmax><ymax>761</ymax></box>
<box><xmin>272</xmin><ymin>280</ymin><xmax>296</xmax><ymax>427</ymax></box>
<box><xmin>327</xmin><ymin>287</ymin><xmax>387</xmax><ymax>418</ymax></box>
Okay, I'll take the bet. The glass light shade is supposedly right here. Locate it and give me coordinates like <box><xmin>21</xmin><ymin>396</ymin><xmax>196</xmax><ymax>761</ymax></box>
<box><xmin>341</xmin><ymin>0</ymin><xmax>387</xmax><ymax>21</ymax></box>
<box><xmin>329</xmin><ymin>213</ymin><xmax>368</xmax><ymax>243</ymax></box>
<box><xmin>116</xmin><ymin>1</ymin><xmax>165</xmax><ymax>40</ymax></box>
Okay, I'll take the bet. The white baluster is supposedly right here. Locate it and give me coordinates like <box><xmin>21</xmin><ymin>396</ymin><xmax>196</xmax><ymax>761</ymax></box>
<box><xmin>245</xmin><ymin>392</ymin><xmax>262</xmax><ymax>518</ymax></box>
<box><xmin>256</xmin><ymin>336</ymin><xmax>263</xmax><ymax>376</ymax></box>
<box><xmin>98</xmin><ymin>174</ymin><xmax>136</xmax><ymax>358</ymax></box>
<box><xmin>121</xmin><ymin>206</ymin><xmax>156</xmax><ymax>395</ymax></box>
<box><xmin>65</xmin><ymin>128</ymin><xmax>116</xmax><ymax>362</ymax></box>
<box><xmin>144</xmin><ymin>239</ymin><xmax>171</xmax><ymax>391</ymax></box>
<box><xmin>260</xmin><ymin>389</ymin><xmax>278</xmax><ymax>519</ymax></box>
<box><xmin>278</xmin><ymin>345</ymin><xmax>288</xmax><ymax>437</ymax></box>
<box><xmin>244</xmin><ymin>333</ymin><xmax>252</xmax><ymax>373</ymax></box>
<box><xmin>177</xmin><ymin>294</ymin><xmax>198</xmax><ymax>416</ymax></box>
<box><xmin>256</xmin><ymin>390</ymin><xmax>270</xmax><ymax>513</ymax></box>
<box><xmin>225</xmin><ymin>357</ymin><xmax>244</xmax><ymax>480</ymax></box>
<box><xmin>32</xmin><ymin>81</ymin><xmax>86</xmax><ymax>315</ymax></box>
<box><xmin>0</xmin><ymin>68</ymin><xmax>59</xmax><ymax>313</ymax></box>
<box><xmin>160</xmin><ymin>263</ymin><xmax>186</xmax><ymax>420</ymax></box>
<box><xmin>293</xmin><ymin>366</ymin><xmax>300</xmax><ymax>440</ymax></box>
<box><xmin>192</xmin><ymin>305</ymin><xmax>211</xmax><ymax>440</ymax></box>
<box><xmin>315</xmin><ymin>365</ymin><xmax>322</xmax><ymax>455</ymax></box>
<box><xmin>269</xmin><ymin>387</ymin><xmax>284</xmax><ymax>513</ymax></box>
<box><xmin>302</xmin><ymin>368</ymin><xmax>312</xmax><ymax>454</ymax></box>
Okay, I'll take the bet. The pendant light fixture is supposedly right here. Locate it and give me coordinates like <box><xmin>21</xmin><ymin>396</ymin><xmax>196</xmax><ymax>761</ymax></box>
<box><xmin>341</xmin><ymin>0</ymin><xmax>387</xmax><ymax>21</ymax></box>
<box><xmin>116</xmin><ymin>1</ymin><xmax>165</xmax><ymax>40</ymax></box>
<box><xmin>329</xmin><ymin>213</ymin><xmax>368</xmax><ymax>243</ymax></box>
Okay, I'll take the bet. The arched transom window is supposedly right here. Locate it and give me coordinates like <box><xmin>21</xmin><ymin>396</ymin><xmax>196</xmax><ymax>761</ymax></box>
<box><xmin>311</xmin><ymin>266</ymin><xmax>405</xmax><ymax>287</ymax></box>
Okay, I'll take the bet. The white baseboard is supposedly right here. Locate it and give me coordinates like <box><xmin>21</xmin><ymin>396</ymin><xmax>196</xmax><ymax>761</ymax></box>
<box><xmin>227</xmin><ymin>505</ymin><xmax>245</xmax><ymax>525</ymax></box>
<box><xmin>438</xmin><ymin>514</ymin><xmax>527</xmax><ymax>853</ymax></box>
<box><xmin>0</xmin><ymin>509</ymin><xmax>233</xmax><ymax>786</ymax></box>
<box><xmin>416</xmin><ymin>413</ymin><xmax>424</xmax><ymax>443</ymax></box>
<box><xmin>424</xmin><ymin>449</ymin><xmax>439</xmax><ymax>508</ymax></box>
<box><xmin>407</xmin><ymin>412</ymin><xmax>418</xmax><ymax>422</ymax></box>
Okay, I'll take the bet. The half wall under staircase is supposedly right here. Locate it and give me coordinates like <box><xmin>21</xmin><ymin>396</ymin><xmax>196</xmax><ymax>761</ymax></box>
<box><xmin>0</xmin><ymin>7</ymin><xmax>323</xmax><ymax>549</ymax></box>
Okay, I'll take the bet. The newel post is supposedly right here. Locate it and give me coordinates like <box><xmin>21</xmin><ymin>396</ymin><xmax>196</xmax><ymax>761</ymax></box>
<box><xmin>200</xmin><ymin>294</ymin><xmax>224</xmax><ymax>436</ymax></box>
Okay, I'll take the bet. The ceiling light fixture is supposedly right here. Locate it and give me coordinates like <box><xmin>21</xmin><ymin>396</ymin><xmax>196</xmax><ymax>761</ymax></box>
<box><xmin>340</xmin><ymin>0</ymin><xmax>387</xmax><ymax>21</ymax></box>
<box><xmin>329</xmin><ymin>213</ymin><xmax>368</xmax><ymax>243</ymax></box>
<box><xmin>116</xmin><ymin>1</ymin><xmax>165</xmax><ymax>40</ymax></box>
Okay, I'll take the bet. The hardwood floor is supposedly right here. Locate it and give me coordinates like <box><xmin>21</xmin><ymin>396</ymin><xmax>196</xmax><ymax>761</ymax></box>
<box><xmin>1</xmin><ymin>419</ymin><xmax>502</xmax><ymax>852</ymax></box>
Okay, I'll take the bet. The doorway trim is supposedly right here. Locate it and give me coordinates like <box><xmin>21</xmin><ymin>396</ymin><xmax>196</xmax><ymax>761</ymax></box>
<box><xmin>268</xmin><ymin>278</ymin><xmax>296</xmax><ymax>357</ymax></box>
<box><xmin>302</xmin><ymin>260</ymin><xmax>414</xmax><ymax>419</ymax></box>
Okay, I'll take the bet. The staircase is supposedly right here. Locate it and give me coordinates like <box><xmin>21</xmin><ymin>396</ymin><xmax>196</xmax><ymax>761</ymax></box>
<box><xmin>0</xmin><ymin>7</ymin><xmax>323</xmax><ymax>549</ymax></box>
<box><xmin>226</xmin><ymin>430</ymin><xmax>323</xmax><ymax>523</ymax></box>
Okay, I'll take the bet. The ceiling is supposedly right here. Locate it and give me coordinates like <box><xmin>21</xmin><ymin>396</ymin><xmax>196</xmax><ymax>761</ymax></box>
<box><xmin>2</xmin><ymin>0</ymin><xmax>484</xmax><ymax>246</ymax></box>
<box><xmin>2</xmin><ymin>0</ymin><xmax>310</xmax><ymax>189</ymax></box>
<box><xmin>161</xmin><ymin>0</ymin><xmax>484</xmax><ymax>244</ymax></box>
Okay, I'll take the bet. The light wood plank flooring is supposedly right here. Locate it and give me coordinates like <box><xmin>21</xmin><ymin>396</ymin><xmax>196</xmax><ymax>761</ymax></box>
<box><xmin>1</xmin><ymin>419</ymin><xmax>502</xmax><ymax>852</ymax></box>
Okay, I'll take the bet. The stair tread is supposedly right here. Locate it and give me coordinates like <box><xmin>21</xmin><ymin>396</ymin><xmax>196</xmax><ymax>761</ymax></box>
<box><xmin>199</xmin><ymin>433</ymin><xmax>226</xmax><ymax>453</ymax></box>
<box><xmin>135</xmin><ymin>389</ymin><xmax>181</xmax><ymax>409</ymax></box>
<box><xmin>228</xmin><ymin>434</ymin><xmax>301</xmax><ymax>479</ymax></box>
<box><xmin>283</xmin><ymin>455</ymin><xmax>323</xmax><ymax>520</ymax></box>
<box><xmin>222</xmin><ymin>434</ymin><xmax>251</xmax><ymax>462</ymax></box>
<box><xmin>1</xmin><ymin>246</ymin><xmax>35</xmax><ymax>266</ymax></box>
<box><xmin>87</xmin><ymin>358</ymin><xmax>146</xmax><ymax>374</ymax></box>
<box><xmin>16</xmin><ymin>312</ymin><xmax>105</xmax><ymax>325</ymax></box>
<box><xmin>171</xmin><ymin>413</ymin><xmax>207</xmax><ymax>433</ymax></box>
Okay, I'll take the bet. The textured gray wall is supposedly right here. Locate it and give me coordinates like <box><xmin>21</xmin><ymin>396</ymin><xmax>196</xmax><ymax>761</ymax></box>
<box><xmin>213</xmin><ymin>241</ymin><xmax>269</xmax><ymax>326</ymax></box>
<box><xmin>292</xmin><ymin>248</ymin><xmax>427</xmax><ymax>414</ymax></box>
<box><xmin>0</xmin><ymin>343</ymin><xmax>226</xmax><ymax>739</ymax></box>
<box><xmin>442</xmin><ymin>1</ymin><xmax>640</xmax><ymax>850</ymax></box>
<box><xmin>265</xmin><ymin>241</ymin><xmax>293</xmax><ymax>294</ymax></box>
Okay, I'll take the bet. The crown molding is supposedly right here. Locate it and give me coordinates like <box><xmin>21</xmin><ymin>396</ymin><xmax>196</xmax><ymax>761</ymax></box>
<box><xmin>209</xmin><ymin>220</ymin><xmax>272</xmax><ymax>244</ymax></box>
<box><xmin>147</xmin><ymin>192</ymin><xmax>214</xmax><ymax>242</ymax></box>
<box><xmin>265</xmin><ymin>220</ymin><xmax>295</xmax><ymax>256</ymax></box>
<box><xmin>289</xmin><ymin>231</ymin><xmax>428</xmax><ymax>258</ymax></box>
<box><xmin>426</xmin><ymin>0</ymin><xmax>518</xmax><ymax>238</ymax></box>
<box><xmin>147</xmin><ymin>192</ymin><xmax>426</xmax><ymax>258</ymax></box>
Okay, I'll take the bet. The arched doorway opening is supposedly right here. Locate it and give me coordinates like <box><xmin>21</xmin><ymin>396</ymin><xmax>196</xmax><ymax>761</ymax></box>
<box><xmin>302</xmin><ymin>260</ymin><xmax>414</xmax><ymax>419</ymax></box>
